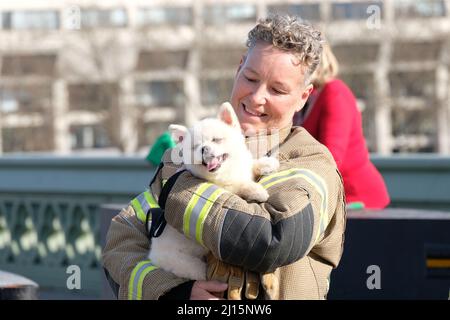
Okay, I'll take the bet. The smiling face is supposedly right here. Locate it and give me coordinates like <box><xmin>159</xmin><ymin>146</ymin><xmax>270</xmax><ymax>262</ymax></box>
<box><xmin>188</xmin><ymin>119</ymin><xmax>234</xmax><ymax>173</ymax></box>
<box><xmin>169</xmin><ymin>103</ymin><xmax>249</xmax><ymax>180</ymax></box>
<box><xmin>230</xmin><ymin>41</ymin><xmax>313</xmax><ymax>134</ymax></box>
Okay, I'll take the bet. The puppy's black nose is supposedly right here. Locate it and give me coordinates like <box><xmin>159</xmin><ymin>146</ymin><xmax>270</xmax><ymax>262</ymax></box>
<box><xmin>202</xmin><ymin>146</ymin><xmax>210</xmax><ymax>155</ymax></box>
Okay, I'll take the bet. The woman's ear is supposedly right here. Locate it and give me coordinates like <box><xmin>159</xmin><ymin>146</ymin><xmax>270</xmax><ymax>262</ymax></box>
<box><xmin>302</xmin><ymin>84</ymin><xmax>314</xmax><ymax>100</ymax></box>
<box><xmin>296</xmin><ymin>84</ymin><xmax>314</xmax><ymax>112</ymax></box>
<box><xmin>236</xmin><ymin>54</ymin><xmax>246</xmax><ymax>76</ymax></box>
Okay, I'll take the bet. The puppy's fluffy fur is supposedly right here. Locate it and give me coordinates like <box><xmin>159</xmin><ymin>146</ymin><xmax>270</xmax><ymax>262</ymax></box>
<box><xmin>148</xmin><ymin>102</ymin><xmax>279</xmax><ymax>282</ymax></box>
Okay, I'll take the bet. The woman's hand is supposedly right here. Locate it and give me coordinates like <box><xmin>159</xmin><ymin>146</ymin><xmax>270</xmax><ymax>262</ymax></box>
<box><xmin>190</xmin><ymin>280</ymin><xmax>228</xmax><ymax>300</ymax></box>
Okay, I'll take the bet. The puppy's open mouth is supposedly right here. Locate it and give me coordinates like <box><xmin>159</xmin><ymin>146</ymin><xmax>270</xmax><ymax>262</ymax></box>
<box><xmin>202</xmin><ymin>154</ymin><xmax>229</xmax><ymax>172</ymax></box>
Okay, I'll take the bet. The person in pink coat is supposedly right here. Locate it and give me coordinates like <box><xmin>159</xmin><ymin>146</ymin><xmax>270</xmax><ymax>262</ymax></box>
<box><xmin>294</xmin><ymin>44</ymin><xmax>390</xmax><ymax>210</ymax></box>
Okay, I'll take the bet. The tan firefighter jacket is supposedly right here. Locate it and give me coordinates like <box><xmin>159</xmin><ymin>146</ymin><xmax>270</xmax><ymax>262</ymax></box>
<box><xmin>102</xmin><ymin>125</ymin><xmax>347</xmax><ymax>300</ymax></box>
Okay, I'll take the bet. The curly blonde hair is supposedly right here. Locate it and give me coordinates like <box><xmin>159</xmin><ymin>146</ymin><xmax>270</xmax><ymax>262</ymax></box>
<box><xmin>310</xmin><ymin>43</ymin><xmax>339</xmax><ymax>88</ymax></box>
<box><xmin>246</xmin><ymin>14</ymin><xmax>323</xmax><ymax>84</ymax></box>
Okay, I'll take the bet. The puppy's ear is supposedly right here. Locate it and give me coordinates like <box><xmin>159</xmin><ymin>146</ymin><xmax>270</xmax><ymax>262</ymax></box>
<box><xmin>169</xmin><ymin>124</ymin><xmax>188</xmax><ymax>144</ymax></box>
<box><xmin>218</xmin><ymin>102</ymin><xmax>239</xmax><ymax>128</ymax></box>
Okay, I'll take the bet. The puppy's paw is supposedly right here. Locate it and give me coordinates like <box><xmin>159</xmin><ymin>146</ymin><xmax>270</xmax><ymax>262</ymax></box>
<box><xmin>238</xmin><ymin>182</ymin><xmax>269</xmax><ymax>202</ymax></box>
<box><xmin>253</xmin><ymin>156</ymin><xmax>280</xmax><ymax>176</ymax></box>
<box><xmin>249</xmin><ymin>189</ymin><xmax>269</xmax><ymax>203</ymax></box>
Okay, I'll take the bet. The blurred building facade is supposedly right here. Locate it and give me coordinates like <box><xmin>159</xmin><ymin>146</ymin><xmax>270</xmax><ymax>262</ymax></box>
<box><xmin>0</xmin><ymin>0</ymin><xmax>449</xmax><ymax>155</ymax></box>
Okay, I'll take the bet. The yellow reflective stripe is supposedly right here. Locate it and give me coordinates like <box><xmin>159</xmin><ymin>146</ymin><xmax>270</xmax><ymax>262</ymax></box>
<box><xmin>263</xmin><ymin>174</ymin><xmax>296</xmax><ymax>190</ymax></box>
<box><xmin>261</xmin><ymin>168</ymin><xmax>329</xmax><ymax>242</ymax></box>
<box><xmin>131</xmin><ymin>190</ymin><xmax>160</xmax><ymax>224</ymax></box>
<box><xmin>128</xmin><ymin>261</ymin><xmax>143</xmax><ymax>300</ymax></box>
<box><xmin>162</xmin><ymin>179</ymin><xmax>167</xmax><ymax>186</ymax></box>
<box><xmin>136</xmin><ymin>265</ymin><xmax>158</xmax><ymax>300</ymax></box>
<box><xmin>131</xmin><ymin>198</ymin><xmax>146</xmax><ymax>223</ymax></box>
<box><xmin>128</xmin><ymin>260</ymin><xmax>157</xmax><ymax>300</ymax></box>
<box><xmin>195</xmin><ymin>188</ymin><xmax>225</xmax><ymax>245</ymax></box>
<box><xmin>297</xmin><ymin>173</ymin><xmax>327</xmax><ymax>243</ymax></box>
<box><xmin>260</xmin><ymin>168</ymin><xmax>301</xmax><ymax>189</ymax></box>
<box><xmin>183</xmin><ymin>183</ymin><xmax>213</xmax><ymax>237</ymax></box>
<box><xmin>259</xmin><ymin>168</ymin><xmax>297</xmax><ymax>185</ymax></box>
<box><xmin>144</xmin><ymin>190</ymin><xmax>159</xmax><ymax>208</ymax></box>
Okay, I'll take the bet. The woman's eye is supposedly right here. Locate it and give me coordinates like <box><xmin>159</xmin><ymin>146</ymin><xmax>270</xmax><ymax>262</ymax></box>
<box><xmin>244</xmin><ymin>75</ymin><xmax>257</xmax><ymax>82</ymax></box>
<box><xmin>273</xmin><ymin>88</ymin><xmax>286</xmax><ymax>95</ymax></box>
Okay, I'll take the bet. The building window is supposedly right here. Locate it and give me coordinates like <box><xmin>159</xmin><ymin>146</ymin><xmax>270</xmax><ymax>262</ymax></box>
<box><xmin>200</xmin><ymin>78</ymin><xmax>234</xmax><ymax>106</ymax></box>
<box><xmin>2</xmin><ymin>126</ymin><xmax>54</xmax><ymax>153</ymax></box>
<box><xmin>0</xmin><ymin>85</ymin><xmax>52</xmax><ymax>113</ymax></box>
<box><xmin>135</xmin><ymin>80</ymin><xmax>184</xmax><ymax>108</ymax></box>
<box><xmin>332</xmin><ymin>1</ymin><xmax>383</xmax><ymax>20</ymax></box>
<box><xmin>1</xmin><ymin>54</ymin><xmax>57</xmax><ymax>77</ymax></box>
<box><xmin>70</xmin><ymin>124</ymin><xmax>111</xmax><ymax>150</ymax></box>
<box><xmin>394</xmin><ymin>0</ymin><xmax>446</xmax><ymax>18</ymax></box>
<box><xmin>267</xmin><ymin>4</ymin><xmax>321</xmax><ymax>22</ymax></box>
<box><xmin>1</xmin><ymin>11</ymin><xmax>59</xmax><ymax>30</ymax></box>
<box><xmin>137</xmin><ymin>7</ymin><xmax>193</xmax><ymax>26</ymax></box>
<box><xmin>136</xmin><ymin>50</ymin><xmax>189</xmax><ymax>71</ymax></box>
<box><xmin>0</xmin><ymin>89</ymin><xmax>18</xmax><ymax>113</ymax></box>
<box><xmin>392</xmin><ymin>108</ymin><xmax>436</xmax><ymax>153</ymax></box>
<box><xmin>389</xmin><ymin>71</ymin><xmax>435</xmax><ymax>98</ymax></box>
<box><xmin>392</xmin><ymin>41</ymin><xmax>442</xmax><ymax>62</ymax></box>
<box><xmin>68</xmin><ymin>83</ymin><xmax>118</xmax><ymax>112</ymax></box>
<box><xmin>138</xmin><ymin>121</ymin><xmax>173</xmax><ymax>149</ymax></box>
<box><xmin>332</xmin><ymin>44</ymin><xmax>379</xmax><ymax>66</ymax></box>
<box><xmin>81</xmin><ymin>8</ymin><xmax>127</xmax><ymax>28</ymax></box>
<box><xmin>201</xmin><ymin>47</ymin><xmax>246</xmax><ymax>70</ymax></box>
<box><xmin>204</xmin><ymin>4</ymin><xmax>256</xmax><ymax>25</ymax></box>
<box><xmin>340</xmin><ymin>73</ymin><xmax>375</xmax><ymax>102</ymax></box>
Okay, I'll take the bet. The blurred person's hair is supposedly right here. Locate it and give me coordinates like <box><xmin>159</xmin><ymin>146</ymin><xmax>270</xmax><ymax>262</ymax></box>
<box><xmin>310</xmin><ymin>42</ymin><xmax>339</xmax><ymax>88</ymax></box>
<box><xmin>246</xmin><ymin>14</ymin><xmax>323</xmax><ymax>85</ymax></box>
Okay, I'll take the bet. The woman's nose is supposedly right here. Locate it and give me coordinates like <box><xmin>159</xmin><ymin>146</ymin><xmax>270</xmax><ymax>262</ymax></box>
<box><xmin>250</xmin><ymin>84</ymin><xmax>268</xmax><ymax>105</ymax></box>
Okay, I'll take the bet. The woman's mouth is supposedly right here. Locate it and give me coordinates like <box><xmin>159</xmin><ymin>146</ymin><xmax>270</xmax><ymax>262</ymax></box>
<box><xmin>242</xmin><ymin>103</ymin><xmax>268</xmax><ymax>117</ymax></box>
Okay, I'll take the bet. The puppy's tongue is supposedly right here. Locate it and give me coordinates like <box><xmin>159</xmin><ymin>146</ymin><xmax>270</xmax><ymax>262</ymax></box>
<box><xmin>207</xmin><ymin>158</ymin><xmax>220</xmax><ymax>171</ymax></box>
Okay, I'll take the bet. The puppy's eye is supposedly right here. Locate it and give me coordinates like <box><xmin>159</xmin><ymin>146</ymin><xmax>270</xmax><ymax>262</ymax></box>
<box><xmin>212</xmin><ymin>138</ymin><xmax>223</xmax><ymax>143</ymax></box>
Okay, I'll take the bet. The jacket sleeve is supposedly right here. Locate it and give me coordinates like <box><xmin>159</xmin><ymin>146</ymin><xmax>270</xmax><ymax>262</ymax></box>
<box><xmin>102</xmin><ymin>204</ymin><xmax>191</xmax><ymax>300</ymax></box>
<box><xmin>161</xmin><ymin>161</ymin><xmax>338</xmax><ymax>274</ymax></box>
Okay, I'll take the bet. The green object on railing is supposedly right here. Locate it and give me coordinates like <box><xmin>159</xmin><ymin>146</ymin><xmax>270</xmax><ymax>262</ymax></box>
<box><xmin>346</xmin><ymin>202</ymin><xmax>365</xmax><ymax>210</ymax></box>
<box><xmin>146</xmin><ymin>131</ymin><xmax>176</xmax><ymax>167</ymax></box>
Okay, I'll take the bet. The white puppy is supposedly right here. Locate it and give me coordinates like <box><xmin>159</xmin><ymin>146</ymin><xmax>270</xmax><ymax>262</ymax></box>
<box><xmin>148</xmin><ymin>102</ymin><xmax>279</xmax><ymax>281</ymax></box>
